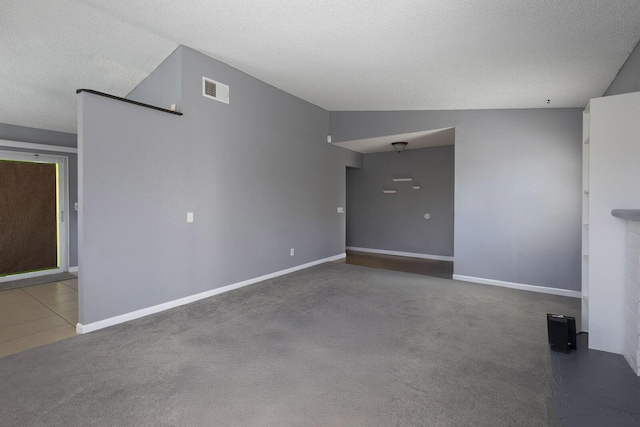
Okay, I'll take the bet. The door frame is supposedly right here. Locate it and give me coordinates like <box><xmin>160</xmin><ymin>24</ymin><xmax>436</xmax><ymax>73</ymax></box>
<box><xmin>0</xmin><ymin>149</ymin><xmax>70</xmax><ymax>282</ymax></box>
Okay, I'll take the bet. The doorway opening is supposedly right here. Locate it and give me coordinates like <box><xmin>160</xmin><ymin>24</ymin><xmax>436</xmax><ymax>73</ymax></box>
<box><xmin>0</xmin><ymin>150</ymin><xmax>69</xmax><ymax>283</ymax></box>
<box><xmin>341</xmin><ymin>128</ymin><xmax>456</xmax><ymax>277</ymax></box>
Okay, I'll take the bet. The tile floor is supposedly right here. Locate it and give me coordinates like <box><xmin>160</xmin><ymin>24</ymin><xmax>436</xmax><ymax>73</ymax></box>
<box><xmin>0</xmin><ymin>277</ymin><xmax>78</xmax><ymax>358</ymax></box>
<box><xmin>551</xmin><ymin>334</ymin><xmax>640</xmax><ymax>426</ymax></box>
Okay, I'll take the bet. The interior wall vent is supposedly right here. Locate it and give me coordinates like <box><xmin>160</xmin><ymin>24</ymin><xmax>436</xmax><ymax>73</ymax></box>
<box><xmin>202</xmin><ymin>77</ymin><xmax>229</xmax><ymax>104</ymax></box>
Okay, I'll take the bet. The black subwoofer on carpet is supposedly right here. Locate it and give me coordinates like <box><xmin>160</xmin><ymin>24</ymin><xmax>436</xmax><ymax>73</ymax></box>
<box><xmin>547</xmin><ymin>314</ymin><xmax>577</xmax><ymax>353</ymax></box>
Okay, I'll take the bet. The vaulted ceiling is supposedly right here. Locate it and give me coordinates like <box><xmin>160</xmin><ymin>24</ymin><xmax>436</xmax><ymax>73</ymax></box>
<box><xmin>2</xmin><ymin>0</ymin><xmax>640</xmax><ymax>134</ymax></box>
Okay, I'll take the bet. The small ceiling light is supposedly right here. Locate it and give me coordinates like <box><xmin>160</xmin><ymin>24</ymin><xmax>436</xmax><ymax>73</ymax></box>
<box><xmin>392</xmin><ymin>141</ymin><xmax>408</xmax><ymax>153</ymax></box>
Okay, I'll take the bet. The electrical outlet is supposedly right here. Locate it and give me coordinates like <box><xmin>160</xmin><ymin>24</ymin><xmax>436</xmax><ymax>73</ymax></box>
<box><xmin>187</xmin><ymin>212</ymin><xmax>194</xmax><ymax>223</ymax></box>
<box><xmin>290</xmin><ymin>248</ymin><xmax>294</xmax><ymax>256</ymax></box>
<box><xmin>337</xmin><ymin>207</ymin><xmax>344</xmax><ymax>213</ymax></box>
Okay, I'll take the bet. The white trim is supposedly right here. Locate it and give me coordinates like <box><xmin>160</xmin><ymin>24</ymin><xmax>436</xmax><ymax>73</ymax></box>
<box><xmin>0</xmin><ymin>138</ymin><xmax>77</xmax><ymax>153</ymax></box>
<box><xmin>68</xmin><ymin>266</ymin><xmax>78</xmax><ymax>273</ymax></box>
<box><xmin>76</xmin><ymin>253</ymin><xmax>346</xmax><ymax>334</ymax></box>
<box><xmin>0</xmin><ymin>269</ymin><xmax>61</xmax><ymax>282</ymax></box>
<box><xmin>346</xmin><ymin>246</ymin><xmax>454</xmax><ymax>262</ymax></box>
<box><xmin>452</xmin><ymin>274</ymin><xmax>582</xmax><ymax>298</ymax></box>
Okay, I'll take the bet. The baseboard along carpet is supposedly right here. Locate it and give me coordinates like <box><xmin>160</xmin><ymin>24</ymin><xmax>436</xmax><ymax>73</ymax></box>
<box><xmin>0</xmin><ymin>263</ymin><xmax>579</xmax><ymax>426</ymax></box>
<box><xmin>0</xmin><ymin>272</ymin><xmax>77</xmax><ymax>291</ymax></box>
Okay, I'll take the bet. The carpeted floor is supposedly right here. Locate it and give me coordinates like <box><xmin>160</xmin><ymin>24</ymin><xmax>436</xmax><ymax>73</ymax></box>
<box><xmin>0</xmin><ymin>263</ymin><xmax>579</xmax><ymax>426</ymax></box>
<box><xmin>0</xmin><ymin>272</ymin><xmax>77</xmax><ymax>291</ymax></box>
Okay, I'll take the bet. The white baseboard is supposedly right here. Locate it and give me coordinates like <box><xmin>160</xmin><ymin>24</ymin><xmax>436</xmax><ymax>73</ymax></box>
<box><xmin>346</xmin><ymin>246</ymin><xmax>454</xmax><ymax>262</ymax></box>
<box><xmin>0</xmin><ymin>268</ymin><xmax>64</xmax><ymax>283</ymax></box>
<box><xmin>452</xmin><ymin>274</ymin><xmax>582</xmax><ymax>298</ymax></box>
<box><xmin>68</xmin><ymin>266</ymin><xmax>78</xmax><ymax>273</ymax></box>
<box><xmin>76</xmin><ymin>253</ymin><xmax>346</xmax><ymax>334</ymax></box>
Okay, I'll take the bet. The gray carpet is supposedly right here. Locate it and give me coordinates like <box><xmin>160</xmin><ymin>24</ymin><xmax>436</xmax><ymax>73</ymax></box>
<box><xmin>0</xmin><ymin>263</ymin><xmax>579</xmax><ymax>426</ymax></box>
<box><xmin>0</xmin><ymin>271</ymin><xmax>77</xmax><ymax>291</ymax></box>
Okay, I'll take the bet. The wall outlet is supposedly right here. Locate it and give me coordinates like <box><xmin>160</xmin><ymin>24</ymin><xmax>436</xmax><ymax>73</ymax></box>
<box><xmin>187</xmin><ymin>212</ymin><xmax>194</xmax><ymax>223</ymax></box>
<box><xmin>337</xmin><ymin>207</ymin><xmax>344</xmax><ymax>213</ymax></box>
<box><xmin>170</xmin><ymin>104</ymin><xmax>176</xmax><ymax>111</ymax></box>
<box><xmin>290</xmin><ymin>248</ymin><xmax>294</xmax><ymax>256</ymax></box>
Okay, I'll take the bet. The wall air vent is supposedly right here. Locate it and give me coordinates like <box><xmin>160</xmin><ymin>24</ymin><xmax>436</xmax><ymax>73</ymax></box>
<box><xmin>202</xmin><ymin>77</ymin><xmax>229</xmax><ymax>104</ymax></box>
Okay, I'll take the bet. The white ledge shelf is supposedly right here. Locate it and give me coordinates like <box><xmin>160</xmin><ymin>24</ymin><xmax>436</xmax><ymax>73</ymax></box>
<box><xmin>611</xmin><ymin>209</ymin><xmax>640</xmax><ymax>221</ymax></box>
<box><xmin>382</xmin><ymin>190</ymin><xmax>397</xmax><ymax>194</ymax></box>
<box><xmin>392</xmin><ymin>178</ymin><xmax>412</xmax><ymax>182</ymax></box>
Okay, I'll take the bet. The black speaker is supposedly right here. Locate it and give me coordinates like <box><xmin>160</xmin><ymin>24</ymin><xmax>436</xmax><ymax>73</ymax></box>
<box><xmin>547</xmin><ymin>314</ymin><xmax>577</xmax><ymax>353</ymax></box>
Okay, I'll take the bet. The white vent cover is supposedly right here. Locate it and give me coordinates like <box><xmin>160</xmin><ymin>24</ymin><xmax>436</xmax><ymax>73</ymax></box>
<box><xmin>202</xmin><ymin>77</ymin><xmax>229</xmax><ymax>104</ymax></box>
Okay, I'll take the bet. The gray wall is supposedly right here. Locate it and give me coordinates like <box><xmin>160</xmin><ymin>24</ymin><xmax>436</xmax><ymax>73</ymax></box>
<box><xmin>331</xmin><ymin>109</ymin><xmax>583</xmax><ymax>291</ymax></box>
<box><xmin>605</xmin><ymin>40</ymin><xmax>640</xmax><ymax>96</ymax></box>
<box><xmin>78</xmin><ymin>46</ymin><xmax>361</xmax><ymax>324</ymax></box>
<box><xmin>127</xmin><ymin>46</ymin><xmax>182</xmax><ymax>110</ymax></box>
<box><xmin>0</xmin><ymin>122</ymin><xmax>76</xmax><ymax>147</ymax></box>
<box><xmin>0</xmin><ymin>122</ymin><xmax>78</xmax><ymax>267</ymax></box>
<box><xmin>346</xmin><ymin>145</ymin><xmax>454</xmax><ymax>256</ymax></box>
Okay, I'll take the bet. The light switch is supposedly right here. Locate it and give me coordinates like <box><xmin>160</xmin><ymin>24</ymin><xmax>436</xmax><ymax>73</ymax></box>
<box><xmin>74</xmin><ymin>202</ymin><xmax>78</xmax><ymax>211</ymax></box>
<box><xmin>337</xmin><ymin>207</ymin><xmax>344</xmax><ymax>213</ymax></box>
<box><xmin>187</xmin><ymin>212</ymin><xmax>194</xmax><ymax>223</ymax></box>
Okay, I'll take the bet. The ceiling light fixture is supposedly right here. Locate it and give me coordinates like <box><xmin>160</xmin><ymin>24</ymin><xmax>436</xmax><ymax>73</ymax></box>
<box><xmin>392</xmin><ymin>141</ymin><xmax>408</xmax><ymax>153</ymax></box>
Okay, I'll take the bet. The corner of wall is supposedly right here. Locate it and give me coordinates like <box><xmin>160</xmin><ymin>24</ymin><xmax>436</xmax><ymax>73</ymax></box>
<box><xmin>126</xmin><ymin>45</ymin><xmax>183</xmax><ymax>110</ymax></box>
<box><xmin>604</xmin><ymin>39</ymin><xmax>640</xmax><ymax>97</ymax></box>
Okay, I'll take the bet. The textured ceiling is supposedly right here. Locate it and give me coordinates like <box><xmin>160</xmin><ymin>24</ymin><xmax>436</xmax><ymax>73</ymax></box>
<box><xmin>2</xmin><ymin>1</ymin><xmax>640</xmax><ymax>134</ymax></box>
<box><xmin>333</xmin><ymin>128</ymin><xmax>454</xmax><ymax>154</ymax></box>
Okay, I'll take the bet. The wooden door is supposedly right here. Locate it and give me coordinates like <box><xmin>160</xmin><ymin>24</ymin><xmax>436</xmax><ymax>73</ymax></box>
<box><xmin>0</xmin><ymin>160</ymin><xmax>58</xmax><ymax>276</ymax></box>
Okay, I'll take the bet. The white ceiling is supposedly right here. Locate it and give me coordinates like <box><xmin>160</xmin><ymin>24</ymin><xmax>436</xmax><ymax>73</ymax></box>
<box><xmin>333</xmin><ymin>128</ymin><xmax>455</xmax><ymax>154</ymax></box>
<box><xmin>2</xmin><ymin>1</ymin><xmax>640</xmax><ymax>134</ymax></box>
